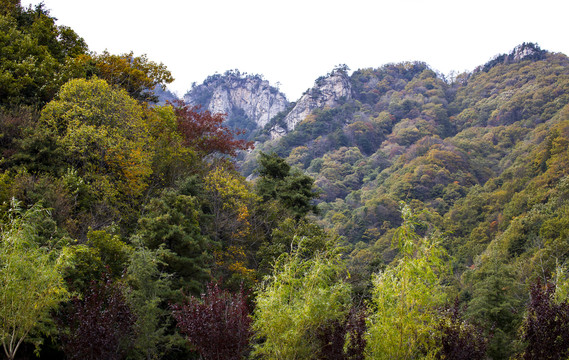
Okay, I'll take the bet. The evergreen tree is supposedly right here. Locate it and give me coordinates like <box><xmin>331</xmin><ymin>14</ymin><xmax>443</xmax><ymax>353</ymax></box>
<box><xmin>466</xmin><ymin>257</ymin><xmax>523</xmax><ymax>359</ymax></box>
<box><xmin>136</xmin><ymin>188</ymin><xmax>211</xmax><ymax>298</ymax></box>
<box><xmin>256</xmin><ymin>152</ymin><xmax>318</xmax><ymax>218</ymax></box>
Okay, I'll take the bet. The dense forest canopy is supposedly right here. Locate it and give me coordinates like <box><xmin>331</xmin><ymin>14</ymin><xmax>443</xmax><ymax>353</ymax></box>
<box><xmin>1</xmin><ymin>2</ymin><xmax>569</xmax><ymax>359</ymax></box>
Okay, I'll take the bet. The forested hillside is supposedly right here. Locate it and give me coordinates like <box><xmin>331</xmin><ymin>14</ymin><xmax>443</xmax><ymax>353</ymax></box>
<box><xmin>1</xmin><ymin>2</ymin><xmax>569</xmax><ymax>359</ymax></box>
<box><xmin>245</xmin><ymin>43</ymin><xmax>569</xmax><ymax>358</ymax></box>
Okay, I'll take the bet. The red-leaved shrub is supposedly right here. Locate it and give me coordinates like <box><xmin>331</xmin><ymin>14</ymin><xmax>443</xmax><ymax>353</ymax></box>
<box><xmin>171</xmin><ymin>282</ymin><xmax>251</xmax><ymax>360</ymax></box>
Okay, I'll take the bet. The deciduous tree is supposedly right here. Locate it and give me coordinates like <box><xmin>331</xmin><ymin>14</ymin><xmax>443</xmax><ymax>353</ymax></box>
<box><xmin>172</xmin><ymin>282</ymin><xmax>251</xmax><ymax>360</ymax></box>
<box><xmin>59</xmin><ymin>274</ymin><xmax>135</xmax><ymax>360</ymax></box>
<box><xmin>173</xmin><ymin>101</ymin><xmax>254</xmax><ymax>157</ymax></box>
<box><xmin>0</xmin><ymin>199</ymin><xmax>70</xmax><ymax>360</ymax></box>
<box><xmin>252</xmin><ymin>246</ymin><xmax>351</xmax><ymax>359</ymax></box>
<box><xmin>366</xmin><ymin>204</ymin><xmax>449</xmax><ymax>359</ymax></box>
<box><xmin>519</xmin><ymin>280</ymin><xmax>569</xmax><ymax>360</ymax></box>
<box><xmin>86</xmin><ymin>51</ymin><xmax>173</xmax><ymax>103</ymax></box>
<box><xmin>39</xmin><ymin>77</ymin><xmax>153</xmax><ymax>197</ymax></box>
<box><xmin>436</xmin><ymin>298</ymin><xmax>487</xmax><ymax>360</ymax></box>
<box><xmin>0</xmin><ymin>3</ymin><xmax>87</xmax><ymax>107</ymax></box>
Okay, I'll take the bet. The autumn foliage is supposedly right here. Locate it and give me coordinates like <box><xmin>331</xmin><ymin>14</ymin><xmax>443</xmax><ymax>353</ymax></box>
<box><xmin>436</xmin><ymin>298</ymin><xmax>487</xmax><ymax>360</ymax></box>
<box><xmin>173</xmin><ymin>101</ymin><xmax>254</xmax><ymax>157</ymax></box>
<box><xmin>171</xmin><ymin>282</ymin><xmax>252</xmax><ymax>360</ymax></box>
<box><xmin>59</xmin><ymin>275</ymin><xmax>135</xmax><ymax>360</ymax></box>
<box><xmin>520</xmin><ymin>281</ymin><xmax>569</xmax><ymax>360</ymax></box>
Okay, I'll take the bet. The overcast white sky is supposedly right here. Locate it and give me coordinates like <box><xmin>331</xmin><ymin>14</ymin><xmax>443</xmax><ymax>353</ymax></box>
<box><xmin>22</xmin><ymin>0</ymin><xmax>569</xmax><ymax>100</ymax></box>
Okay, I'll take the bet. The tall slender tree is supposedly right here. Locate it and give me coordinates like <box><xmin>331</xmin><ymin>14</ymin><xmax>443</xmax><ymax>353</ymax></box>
<box><xmin>0</xmin><ymin>199</ymin><xmax>70</xmax><ymax>360</ymax></box>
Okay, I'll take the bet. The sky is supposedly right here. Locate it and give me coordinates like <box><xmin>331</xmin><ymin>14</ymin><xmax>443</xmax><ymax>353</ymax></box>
<box><xmin>21</xmin><ymin>0</ymin><xmax>569</xmax><ymax>101</ymax></box>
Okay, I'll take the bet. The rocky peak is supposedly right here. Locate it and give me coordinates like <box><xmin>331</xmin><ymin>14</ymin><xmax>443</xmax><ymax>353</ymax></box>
<box><xmin>480</xmin><ymin>43</ymin><xmax>547</xmax><ymax>72</ymax></box>
<box><xmin>183</xmin><ymin>70</ymin><xmax>288</xmax><ymax>130</ymax></box>
<box><xmin>280</xmin><ymin>66</ymin><xmax>352</xmax><ymax>132</ymax></box>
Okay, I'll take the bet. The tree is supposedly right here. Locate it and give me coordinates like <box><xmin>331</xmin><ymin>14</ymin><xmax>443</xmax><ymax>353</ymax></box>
<box><xmin>436</xmin><ymin>298</ymin><xmax>487</xmax><ymax>360</ymax></box>
<box><xmin>144</xmin><ymin>105</ymin><xmax>197</xmax><ymax>189</ymax></box>
<box><xmin>256</xmin><ymin>217</ymin><xmax>331</xmax><ymax>276</ymax></box>
<box><xmin>125</xmin><ymin>237</ymin><xmax>174</xmax><ymax>360</ymax></box>
<box><xmin>519</xmin><ymin>280</ymin><xmax>569</xmax><ymax>360</ymax></box>
<box><xmin>256</xmin><ymin>152</ymin><xmax>319</xmax><ymax>218</ymax></box>
<box><xmin>316</xmin><ymin>306</ymin><xmax>367</xmax><ymax>360</ymax></box>
<box><xmin>0</xmin><ymin>106</ymin><xmax>35</xmax><ymax>163</ymax></box>
<box><xmin>172</xmin><ymin>282</ymin><xmax>251</xmax><ymax>360</ymax></box>
<box><xmin>466</xmin><ymin>256</ymin><xmax>523</xmax><ymax>359</ymax></box>
<box><xmin>59</xmin><ymin>274</ymin><xmax>135</xmax><ymax>360</ymax></box>
<box><xmin>136</xmin><ymin>188</ymin><xmax>211</xmax><ymax>298</ymax></box>
<box><xmin>85</xmin><ymin>51</ymin><xmax>173</xmax><ymax>103</ymax></box>
<box><xmin>32</xmin><ymin>77</ymin><xmax>154</xmax><ymax>236</ymax></box>
<box><xmin>173</xmin><ymin>101</ymin><xmax>254</xmax><ymax>157</ymax></box>
<box><xmin>203</xmin><ymin>165</ymin><xmax>259</xmax><ymax>285</ymax></box>
<box><xmin>61</xmin><ymin>229</ymin><xmax>133</xmax><ymax>293</ymax></box>
<box><xmin>0</xmin><ymin>199</ymin><xmax>70</xmax><ymax>360</ymax></box>
<box><xmin>252</xmin><ymin>246</ymin><xmax>352</xmax><ymax>359</ymax></box>
<box><xmin>203</xmin><ymin>164</ymin><xmax>258</xmax><ymax>243</ymax></box>
<box><xmin>366</xmin><ymin>204</ymin><xmax>449</xmax><ymax>359</ymax></box>
<box><xmin>0</xmin><ymin>3</ymin><xmax>87</xmax><ymax>107</ymax></box>
<box><xmin>39</xmin><ymin>77</ymin><xmax>153</xmax><ymax>197</ymax></box>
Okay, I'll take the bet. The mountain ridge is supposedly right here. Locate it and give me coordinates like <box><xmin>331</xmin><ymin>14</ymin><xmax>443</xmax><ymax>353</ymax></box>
<box><xmin>173</xmin><ymin>43</ymin><xmax>552</xmax><ymax>144</ymax></box>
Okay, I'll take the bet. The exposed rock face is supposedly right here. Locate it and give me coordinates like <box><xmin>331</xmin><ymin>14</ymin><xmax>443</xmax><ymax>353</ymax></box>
<box><xmin>480</xmin><ymin>43</ymin><xmax>547</xmax><ymax>72</ymax></box>
<box><xmin>282</xmin><ymin>68</ymin><xmax>352</xmax><ymax>132</ymax></box>
<box><xmin>269</xmin><ymin>125</ymin><xmax>287</xmax><ymax>140</ymax></box>
<box><xmin>183</xmin><ymin>70</ymin><xmax>288</xmax><ymax>129</ymax></box>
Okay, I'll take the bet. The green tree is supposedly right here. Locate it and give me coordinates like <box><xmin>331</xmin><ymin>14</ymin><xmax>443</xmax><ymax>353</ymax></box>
<box><xmin>28</xmin><ymin>78</ymin><xmax>154</xmax><ymax>236</ymax></box>
<box><xmin>61</xmin><ymin>228</ymin><xmax>132</xmax><ymax>293</ymax></box>
<box><xmin>39</xmin><ymin>77</ymin><xmax>153</xmax><ymax>196</ymax></box>
<box><xmin>366</xmin><ymin>204</ymin><xmax>449</xmax><ymax>359</ymax></box>
<box><xmin>256</xmin><ymin>152</ymin><xmax>318</xmax><ymax>218</ymax></box>
<box><xmin>144</xmin><ymin>105</ymin><xmax>196</xmax><ymax>189</ymax></box>
<box><xmin>0</xmin><ymin>199</ymin><xmax>70</xmax><ymax>360</ymax></box>
<box><xmin>0</xmin><ymin>3</ymin><xmax>87</xmax><ymax>107</ymax></box>
<box><xmin>465</xmin><ymin>256</ymin><xmax>523</xmax><ymax>359</ymax></box>
<box><xmin>136</xmin><ymin>188</ymin><xmax>211</xmax><ymax>299</ymax></box>
<box><xmin>125</xmin><ymin>237</ymin><xmax>175</xmax><ymax>360</ymax></box>
<box><xmin>252</xmin><ymin>245</ymin><xmax>351</xmax><ymax>359</ymax></box>
<box><xmin>256</xmin><ymin>217</ymin><xmax>331</xmax><ymax>276</ymax></box>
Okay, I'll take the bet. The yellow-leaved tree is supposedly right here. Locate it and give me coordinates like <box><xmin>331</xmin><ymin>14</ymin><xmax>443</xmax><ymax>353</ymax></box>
<box><xmin>204</xmin><ymin>165</ymin><xmax>259</xmax><ymax>284</ymax></box>
<box><xmin>38</xmin><ymin>78</ymin><xmax>154</xmax><ymax>230</ymax></box>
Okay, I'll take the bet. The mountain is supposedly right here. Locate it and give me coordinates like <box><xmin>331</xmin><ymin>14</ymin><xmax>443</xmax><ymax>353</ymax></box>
<box><xmin>3</xmin><ymin>18</ymin><xmax>569</xmax><ymax>357</ymax></box>
<box><xmin>159</xmin><ymin>42</ymin><xmax>569</xmax><ymax>297</ymax></box>
<box><xmin>239</xmin><ymin>46</ymin><xmax>569</xmax><ymax>357</ymax></box>
<box><xmin>246</xmin><ymin>43</ymin><xmax>569</xmax><ymax>263</ymax></box>
<box><xmin>182</xmin><ymin>70</ymin><xmax>288</xmax><ymax>139</ymax></box>
<box><xmin>153</xmin><ymin>85</ymin><xmax>179</xmax><ymax>105</ymax></box>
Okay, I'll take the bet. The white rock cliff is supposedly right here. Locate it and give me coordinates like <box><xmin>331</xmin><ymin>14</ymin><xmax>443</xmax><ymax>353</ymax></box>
<box><xmin>281</xmin><ymin>68</ymin><xmax>352</xmax><ymax>132</ymax></box>
<box><xmin>184</xmin><ymin>72</ymin><xmax>288</xmax><ymax>129</ymax></box>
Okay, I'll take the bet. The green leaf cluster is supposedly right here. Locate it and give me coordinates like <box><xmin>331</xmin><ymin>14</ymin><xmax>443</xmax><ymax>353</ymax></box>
<box><xmin>252</xmin><ymin>247</ymin><xmax>351</xmax><ymax>359</ymax></box>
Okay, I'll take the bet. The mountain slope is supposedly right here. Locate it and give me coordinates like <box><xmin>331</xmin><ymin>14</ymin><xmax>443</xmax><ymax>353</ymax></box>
<box><xmin>245</xmin><ymin>44</ymin><xmax>569</xmax><ymax>274</ymax></box>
